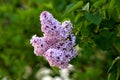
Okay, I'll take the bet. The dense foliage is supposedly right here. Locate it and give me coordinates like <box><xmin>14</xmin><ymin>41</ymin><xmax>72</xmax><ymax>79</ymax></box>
<box><xmin>0</xmin><ymin>0</ymin><xmax>120</xmax><ymax>80</ymax></box>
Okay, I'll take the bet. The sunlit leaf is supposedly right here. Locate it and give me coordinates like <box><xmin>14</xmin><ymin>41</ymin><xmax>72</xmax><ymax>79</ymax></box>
<box><xmin>51</xmin><ymin>66</ymin><xmax>59</xmax><ymax>74</ymax></box>
<box><xmin>108</xmin><ymin>56</ymin><xmax>120</xmax><ymax>80</ymax></box>
<box><xmin>109</xmin><ymin>0</ymin><xmax>117</xmax><ymax>10</ymax></box>
<box><xmin>82</xmin><ymin>2</ymin><xmax>89</xmax><ymax>11</ymax></box>
<box><xmin>63</xmin><ymin>1</ymin><xmax>83</xmax><ymax>16</ymax></box>
<box><xmin>92</xmin><ymin>0</ymin><xmax>106</xmax><ymax>8</ymax></box>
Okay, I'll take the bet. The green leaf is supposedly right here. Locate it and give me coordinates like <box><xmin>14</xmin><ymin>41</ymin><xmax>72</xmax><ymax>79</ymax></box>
<box><xmin>82</xmin><ymin>2</ymin><xmax>89</xmax><ymax>11</ymax></box>
<box><xmin>85</xmin><ymin>11</ymin><xmax>102</xmax><ymax>25</ymax></box>
<box><xmin>63</xmin><ymin>1</ymin><xmax>83</xmax><ymax>16</ymax></box>
<box><xmin>80</xmin><ymin>20</ymin><xmax>90</xmax><ymax>37</ymax></box>
<box><xmin>116</xmin><ymin>67</ymin><xmax>120</xmax><ymax>80</ymax></box>
<box><xmin>116</xmin><ymin>0</ymin><xmax>120</xmax><ymax>19</ymax></box>
<box><xmin>108</xmin><ymin>0</ymin><xmax>120</xmax><ymax>19</ymax></box>
<box><xmin>81</xmin><ymin>25</ymin><xmax>89</xmax><ymax>37</ymax></box>
<box><xmin>100</xmin><ymin>29</ymin><xmax>113</xmax><ymax>39</ymax></box>
<box><xmin>100</xmin><ymin>19</ymin><xmax>115</xmax><ymax>29</ymax></box>
<box><xmin>51</xmin><ymin>66</ymin><xmax>59</xmax><ymax>74</ymax></box>
<box><xmin>92</xmin><ymin>0</ymin><xmax>106</xmax><ymax>8</ymax></box>
<box><xmin>108</xmin><ymin>72</ymin><xmax>117</xmax><ymax>80</ymax></box>
<box><xmin>113</xmin><ymin>37</ymin><xmax>120</xmax><ymax>53</ymax></box>
<box><xmin>109</xmin><ymin>0</ymin><xmax>117</xmax><ymax>10</ymax></box>
<box><xmin>82</xmin><ymin>43</ymin><xmax>93</xmax><ymax>58</ymax></box>
<box><xmin>108</xmin><ymin>57</ymin><xmax>120</xmax><ymax>73</ymax></box>
<box><xmin>75</xmin><ymin>16</ymin><xmax>85</xmax><ymax>24</ymax></box>
<box><xmin>108</xmin><ymin>56</ymin><xmax>120</xmax><ymax>80</ymax></box>
<box><xmin>95</xmin><ymin>35</ymin><xmax>112</xmax><ymax>50</ymax></box>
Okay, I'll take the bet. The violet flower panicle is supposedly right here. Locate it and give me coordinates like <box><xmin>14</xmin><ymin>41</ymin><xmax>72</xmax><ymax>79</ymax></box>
<box><xmin>30</xmin><ymin>11</ymin><xmax>77</xmax><ymax>69</ymax></box>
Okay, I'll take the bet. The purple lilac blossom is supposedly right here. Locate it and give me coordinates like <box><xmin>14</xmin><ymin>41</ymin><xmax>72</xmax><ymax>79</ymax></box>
<box><xmin>30</xmin><ymin>35</ymin><xmax>49</xmax><ymax>56</ymax></box>
<box><xmin>30</xmin><ymin>11</ymin><xmax>77</xmax><ymax>69</ymax></box>
<box><xmin>45</xmin><ymin>48</ymin><xmax>69</xmax><ymax>69</ymax></box>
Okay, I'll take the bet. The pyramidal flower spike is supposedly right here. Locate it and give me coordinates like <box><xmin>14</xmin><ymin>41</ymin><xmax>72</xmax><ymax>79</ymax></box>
<box><xmin>30</xmin><ymin>11</ymin><xmax>77</xmax><ymax>69</ymax></box>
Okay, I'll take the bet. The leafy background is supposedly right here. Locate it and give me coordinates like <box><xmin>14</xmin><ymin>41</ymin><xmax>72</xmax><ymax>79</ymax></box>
<box><xmin>0</xmin><ymin>0</ymin><xmax>120</xmax><ymax>80</ymax></box>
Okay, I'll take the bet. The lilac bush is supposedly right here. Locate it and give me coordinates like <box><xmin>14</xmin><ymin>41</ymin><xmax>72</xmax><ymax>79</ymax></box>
<box><xmin>30</xmin><ymin>11</ymin><xmax>77</xmax><ymax>69</ymax></box>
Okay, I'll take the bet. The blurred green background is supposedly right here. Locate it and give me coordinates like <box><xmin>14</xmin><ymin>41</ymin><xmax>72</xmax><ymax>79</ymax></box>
<box><xmin>0</xmin><ymin>0</ymin><xmax>120</xmax><ymax>80</ymax></box>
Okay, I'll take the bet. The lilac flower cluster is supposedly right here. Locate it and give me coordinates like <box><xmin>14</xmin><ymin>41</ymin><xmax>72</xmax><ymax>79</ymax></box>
<box><xmin>30</xmin><ymin>11</ymin><xmax>77</xmax><ymax>69</ymax></box>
